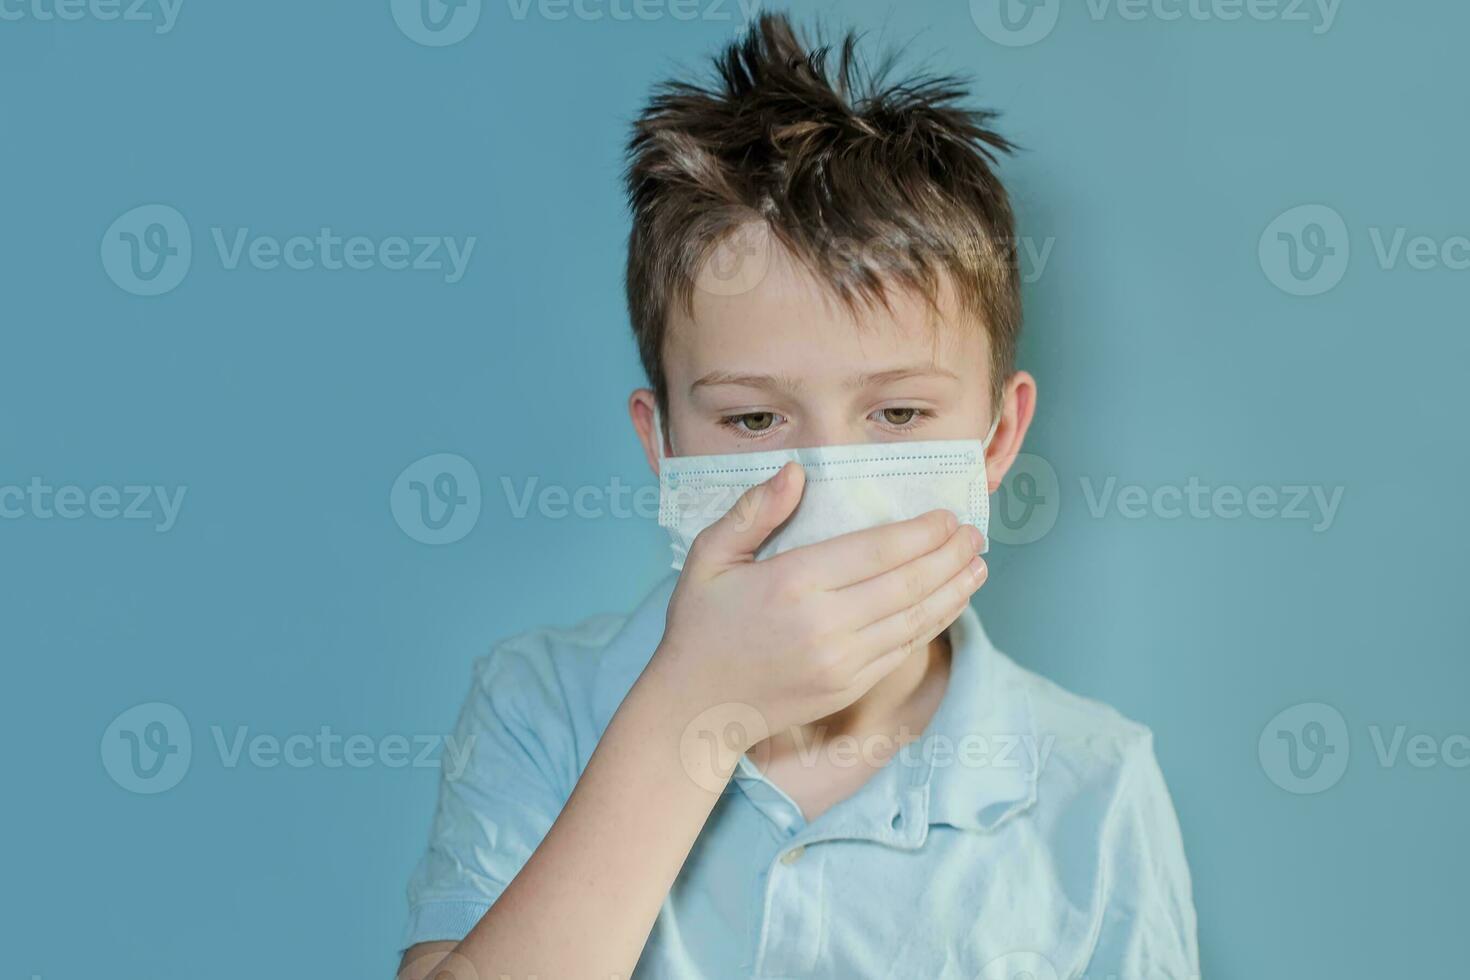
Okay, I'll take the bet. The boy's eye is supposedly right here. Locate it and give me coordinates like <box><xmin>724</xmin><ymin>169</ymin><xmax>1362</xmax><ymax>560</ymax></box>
<box><xmin>725</xmin><ymin>412</ymin><xmax>778</xmax><ymax>434</ymax></box>
<box><xmin>740</xmin><ymin>412</ymin><xmax>776</xmax><ymax>431</ymax></box>
<box><xmin>878</xmin><ymin>407</ymin><xmax>919</xmax><ymax>426</ymax></box>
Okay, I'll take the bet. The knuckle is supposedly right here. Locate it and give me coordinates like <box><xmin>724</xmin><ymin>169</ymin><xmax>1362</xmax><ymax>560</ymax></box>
<box><xmin>813</xmin><ymin>649</ymin><xmax>851</xmax><ymax>693</ymax></box>
<box><xmin>791</xmin><ymin>613</ymin><xmax>824</xmax><ymax>648</ymax></box>
<box><xmin>686</xmin><ymin>528</ymin><xmax>716</xmax><ymax>562</ymax></box>
<box><xmin>924</xmin><ymin>595</ymin><xmax>952</xmax><ymax>635</ymax></box>
<box><xmin>770</xmin><ymin>563</ymin><xmax>809</xmax><ymax>602</ymax></box>
<box><xmin>901</xmin><ymin>563</ymin><xmax>928</xmax><ymax>606</ymax></box>
<box><xmin>866</xmin><ymin>536</ymin><xmax>892</xmax><ymax>572</ymax></box>
<box><xmin>903</xmin><ymin>599</ymin><xmax>930</xmax><ymax>638</ymax></box>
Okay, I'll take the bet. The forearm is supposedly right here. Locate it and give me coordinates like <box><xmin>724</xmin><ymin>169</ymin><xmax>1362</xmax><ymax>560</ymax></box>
<box><xmin>450</xmin><ymin>654</ymin><xmax>734</xmax><ymax>979</ymax></box>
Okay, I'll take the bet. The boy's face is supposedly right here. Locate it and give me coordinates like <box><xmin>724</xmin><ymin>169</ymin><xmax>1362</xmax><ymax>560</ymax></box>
<box><xmin>631</xmin><ymin>234</ymin><xmax>1035</xmax><ymax>491</ymax></box>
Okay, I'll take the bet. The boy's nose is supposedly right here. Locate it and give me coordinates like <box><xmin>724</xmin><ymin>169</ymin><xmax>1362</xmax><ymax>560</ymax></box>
<box><xmin>793</xmin><ymin>417</ymin><xmax>864</xmax><ymax>449</ymax></box>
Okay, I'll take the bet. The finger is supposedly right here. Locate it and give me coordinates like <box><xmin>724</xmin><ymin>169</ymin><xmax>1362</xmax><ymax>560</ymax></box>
<box><xmin>851</xmin><ymin>553</ymin><xmax>987</xmax><ymax>666</ymax></box>
<box><xmin>845</xmin><ymin>643</ymin><xmax>919</xmax><ymax>704</ymax></box>
<box><xmin>780</xmin><ymin>509</ymin><xmax>961</xmax><ymax>590</ymax></box>
<box><xmin>686</xmin><ymin>462</ymin><xmax>805</xmax><ymax>571</ymax></box>
<box><xmin>837</xmin><ymin>523</ymin><xmax>985</xmax><ymax>628</ymax></box>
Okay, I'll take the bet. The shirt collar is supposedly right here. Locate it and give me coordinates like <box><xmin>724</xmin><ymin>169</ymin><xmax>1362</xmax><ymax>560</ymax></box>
<box><xmin>590</xmin><ymin>581</ymin><xmax>1039</xmax><ymax>839</ymax></box>
<box><xmin>910</xmin><ymin>604</ymin><xmax>1040</xmax><ymax>835</ymax></box>
<box><xmin>787</xmin><ymin>605</ymin><xmax>1039</xmax><ymax>850</ymax></box>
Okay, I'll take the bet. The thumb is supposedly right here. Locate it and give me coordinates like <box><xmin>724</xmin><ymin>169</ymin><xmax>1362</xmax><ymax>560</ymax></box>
<box><xmin>689</xmin><ymin>462</ymin><xmax>804</xmax><ymax>570</ymax></box>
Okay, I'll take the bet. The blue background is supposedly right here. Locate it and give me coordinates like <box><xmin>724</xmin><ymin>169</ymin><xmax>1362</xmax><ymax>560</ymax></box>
<box><xmin>3</xmin><ymin>1</ymin><xmax>1466</xmax><ymax>977</ymax></box>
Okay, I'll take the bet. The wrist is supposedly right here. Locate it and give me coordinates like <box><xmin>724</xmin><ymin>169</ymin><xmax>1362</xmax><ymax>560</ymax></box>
<box><xmin>631</xmin><ymin>647</ymin><xmax>767</xmax><ymax>789</ymax></box>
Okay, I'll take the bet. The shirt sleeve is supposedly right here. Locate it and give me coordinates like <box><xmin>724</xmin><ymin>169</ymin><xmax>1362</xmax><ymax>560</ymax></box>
<box><xmin>402</xmin><ymin>640</ymin><xmax>575</xmax><ymax>949</ymax></box>
<box><xmin>1084</xmin><ymin>735</ymin><xmax>1201</xmax><ymax>979</ymax></box>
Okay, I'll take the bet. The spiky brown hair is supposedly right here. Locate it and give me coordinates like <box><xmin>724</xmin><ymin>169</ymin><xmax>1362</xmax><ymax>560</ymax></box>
<box><xmin>625</xmin><ymin>12</ymin><xmax>1021</xmax><ymax>413</ymax></box>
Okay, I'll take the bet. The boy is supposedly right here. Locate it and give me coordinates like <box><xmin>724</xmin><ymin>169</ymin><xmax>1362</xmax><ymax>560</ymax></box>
<box><xmin>399</xmin><ymin>13</ymin><xmax>1198</xmax><ymax>979</ymax></box>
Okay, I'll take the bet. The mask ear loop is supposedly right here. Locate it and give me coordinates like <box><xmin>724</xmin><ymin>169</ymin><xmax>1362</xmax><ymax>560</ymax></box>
<box><xmin>981</xmin><ymin>412</ymin><xmax>1002</xmax><ymax>451</ymax></box>
<box><xmin>652</xmin><ymin>402</ymin><xmax>673</xmax><ymax>463</ymax></box>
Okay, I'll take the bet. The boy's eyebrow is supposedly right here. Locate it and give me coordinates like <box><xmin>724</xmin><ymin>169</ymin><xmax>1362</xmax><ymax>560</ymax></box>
<box><xmin>690</xmin><ymin>365</ymin><xmax>959</xmax><ymax>394</ymax></box>
<box><xmin>690</xmin><ymin>371</ymin><xmax>806</xmax><ymax>394</ymax></box>
<box><xmin>848</xmin><ymin>366</ymin><xmax>961</xmax><ymax>387</ymax></box>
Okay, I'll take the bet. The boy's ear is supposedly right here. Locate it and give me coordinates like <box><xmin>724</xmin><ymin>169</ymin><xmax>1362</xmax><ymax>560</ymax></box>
<box><xmin>628</xmin><ymin>388</ymin><xmax>663</xmax><ymax>476</ymax></box>
<box><xmin>984</xmin><ymin>371</ymin><xmax>1038</xmax><ymax>492</ymax></box>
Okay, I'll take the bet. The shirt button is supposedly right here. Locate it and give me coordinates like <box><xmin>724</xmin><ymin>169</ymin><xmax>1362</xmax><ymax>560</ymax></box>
<box><xmin>780</xmin><ymin>846</ymin><xmax>805</xmax><ymax>865</ymax></box>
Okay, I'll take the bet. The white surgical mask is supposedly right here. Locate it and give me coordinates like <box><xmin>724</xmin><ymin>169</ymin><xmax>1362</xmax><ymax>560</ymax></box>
<box><xmin>654</xmin><ymin>408</ymin><xmax>1000</xmax><ymax>571</ymax></box>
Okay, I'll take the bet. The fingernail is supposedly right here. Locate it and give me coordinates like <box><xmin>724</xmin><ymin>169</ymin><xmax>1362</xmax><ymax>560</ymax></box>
<box><xmin>771</xmin><ymin>464</ymin><xmax>788</xmax><ymax>492</ymax></box>
<box><xmin>967</xmin><ymin>526</ymin><xmax>983</xmax><ymax>551</ymax></box>
<box><xmin>944</xmin><ymin>511</ymin><xmax>959</xmax><ymax>534</ymax></box>
<box><xmin>969</xmin><ymin>556</ymin><xmax>986</xmax><ymax>580</ymax></box>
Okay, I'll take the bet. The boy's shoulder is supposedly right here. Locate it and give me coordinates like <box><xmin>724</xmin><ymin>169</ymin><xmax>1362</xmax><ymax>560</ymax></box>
<box><xmin>467</xmin><ymin>609</ymin><xmax>631</xmax><ymax>719</ymax></box>
<box><xmin>475</xmin><ymin>610</ymin><xmax>630</xmax><ymax>674</ymax></box>
<box><xmin>460</xmin><ymin>579</ymin><xmax>678</xmax><ymax>760</ymax></box>
<box><xmin>979</xmin><ymin>640</ymin><xmax>1170</xmax><ymax>819</ymax></box>
<box><xmin>471</xmin><ymin>577</ymin><xmax>674</xmax><ymax>689</ymax></box>
<box><xmin>995</xmin><ymin>646</ymin><xmax>1154</xmax><ymax>749</ymax></box>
